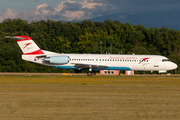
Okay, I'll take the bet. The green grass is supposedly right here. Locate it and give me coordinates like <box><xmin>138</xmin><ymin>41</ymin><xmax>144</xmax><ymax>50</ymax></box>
<box><xmin>0</xmin><ymin>75</ymin><xmax>180</xmax><ymax>119</ymax></box>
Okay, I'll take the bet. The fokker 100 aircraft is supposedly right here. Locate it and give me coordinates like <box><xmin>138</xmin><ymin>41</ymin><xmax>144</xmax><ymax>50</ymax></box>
<box><xmin>7</xmin><ymin>35</ymin><xmax>177</xmax><ymax>76</ymax></box>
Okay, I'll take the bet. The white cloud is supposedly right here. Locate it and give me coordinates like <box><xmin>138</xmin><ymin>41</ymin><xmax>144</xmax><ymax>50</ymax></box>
<box><xmin>0</xmin><ymin>7</ymin><xmax>46</xmax><ymax>22</ymax></box>
<box><xmin>0</xmin><ymin>8</ymin><xmax>25</xmax><ymax>22</ymax></box>
<box><xmin>81</xmin><ymin>0</ymin><xmax>103</xmax><ymax>9</ymax></box>
<box><xmin>62</xmin><ymin>11</ymin><xmax>85</xmax><ymax>21</ymax></box>
<box><xmin>0</xmin><ymin>0</ymin><xmax>117</xmax><ymax>22</ymax></box>
<box><xmin>1</xmin><ymin>0</ymin><xmax>180</xmax><ymax>23</ymax></box>
<box><xmin>34</xmin><ymin>3</ymin><xmax>49</xmax><ymax>15</ymax></box>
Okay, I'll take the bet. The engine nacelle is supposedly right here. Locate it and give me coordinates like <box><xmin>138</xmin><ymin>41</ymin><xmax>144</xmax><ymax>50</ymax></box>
<box><xmin>44</xmin><ymin>56</ymin><xmax>69</xmax><ymax>64</ymax></box>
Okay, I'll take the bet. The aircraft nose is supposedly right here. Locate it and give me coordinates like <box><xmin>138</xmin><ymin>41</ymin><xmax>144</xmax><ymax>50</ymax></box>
<box><xmin>165</xmin><ymin>62</ymin><xmax>177</xmax><ymax>70</ymax></box>
<box><xmin>170</xmin><ymin>62</ymin><xmax>178</xmax><ymax>70</ymax></box>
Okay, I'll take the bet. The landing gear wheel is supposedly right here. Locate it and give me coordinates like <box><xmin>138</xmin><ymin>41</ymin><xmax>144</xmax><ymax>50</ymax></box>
<box><xmin>157</xmin><ymin>73</ymin><xmax>161</xmax><ymax>76</ymax></box>
<box><xmin>92</xmin><ymin>72</ymin><xmax>96</xmax><ymax>76</ymax></box>
<box><xmin>87</xmin><ymin>72</ymin><xmax>92</xmax><ymax>76</ymax></box>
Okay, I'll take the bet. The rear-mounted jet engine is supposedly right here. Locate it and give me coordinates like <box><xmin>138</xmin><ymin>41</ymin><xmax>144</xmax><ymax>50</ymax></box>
<box><xmin>44</xmin><ymin>56</ymin><xmax>69</xmax><ymax>64</ymax></box>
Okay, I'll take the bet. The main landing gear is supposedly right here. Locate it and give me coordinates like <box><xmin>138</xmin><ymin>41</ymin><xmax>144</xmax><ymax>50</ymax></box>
<box><xmin>87</xmin><ymin>71</ymin><xmax>96</xmax><ymax>76</ymax></box>
<box><xmin>87</xmin><ymin>68</ymin><xmax>96</xmax><ymax>76</ymax></box>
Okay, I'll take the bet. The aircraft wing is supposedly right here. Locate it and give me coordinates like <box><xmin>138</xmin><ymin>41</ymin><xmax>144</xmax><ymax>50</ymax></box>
<box><xmin>72</xmin><ymin>63</ymin><xmax>107</xmax><ymax>70</ymax></box>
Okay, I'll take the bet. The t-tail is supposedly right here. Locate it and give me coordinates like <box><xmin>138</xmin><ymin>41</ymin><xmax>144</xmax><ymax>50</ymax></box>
<box><xmin>6</xmin><ymin>35</ymin><xmax>58</xmax><ymax>64</ymax></box>
<box><xmin>6</xmin><ymin>35</ymin><xmax>44</xmax><ymax>55</ymax></box>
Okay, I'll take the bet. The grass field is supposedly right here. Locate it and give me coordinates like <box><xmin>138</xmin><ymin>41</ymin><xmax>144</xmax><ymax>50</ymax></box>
<box><xmin>0</xmin><ymin>75</ymin><xmax>180</xmax><ymax>120</ymax></box>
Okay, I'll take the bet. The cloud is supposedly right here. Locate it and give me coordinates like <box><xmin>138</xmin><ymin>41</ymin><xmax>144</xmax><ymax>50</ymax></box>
<box><xmin>32</xmin><ymin>0</ymin><xmax>107</xmax><ymax>21</ymax></box>
<box><xmin>0</xmin><ymin>0</ymin><xmax>113</xmax><ymax>22</ymax></box>
<box><xmin>0</xmin><ymin>7</ymin><xmax>47</xmax><ymax>23</ymax></box>
<box><xmin>0</xmin><ymin>0</ymin><xmax>180</xmax><ymax>23</ymax></box>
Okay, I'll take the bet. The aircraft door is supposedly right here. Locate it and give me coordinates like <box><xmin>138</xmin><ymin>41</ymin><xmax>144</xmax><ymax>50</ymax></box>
<box><xmin>154</xmin><ymin>59</ymin><xmax>159</xmax><ymax>67</ymax></box>
<box><xmin>154</xmin><ymin>59</ymin><xmax>164</xmax><ymax>70</ymax></box>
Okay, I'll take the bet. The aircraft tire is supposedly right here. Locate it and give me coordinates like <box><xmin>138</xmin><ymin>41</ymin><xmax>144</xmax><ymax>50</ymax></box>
<box><xmin>87</xmin><ymin>72</ymin><xmax>92</xmax><ymax>76</ymax></box>
<box><xmin>92</xmin><ymin>72</ymin><xmax>96</xmax><ymax>76</ymax></box>
<box><xmin>157</xmin><ymin>73</ymin><xmax>161</xmax><ymax>76</ymax></box>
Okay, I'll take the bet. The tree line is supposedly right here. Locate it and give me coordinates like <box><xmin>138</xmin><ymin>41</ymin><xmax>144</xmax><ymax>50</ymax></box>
<box><xmin>0</xmin><ymin>18</ymin><xmax>180</xmax><ymax>73</ymax></box>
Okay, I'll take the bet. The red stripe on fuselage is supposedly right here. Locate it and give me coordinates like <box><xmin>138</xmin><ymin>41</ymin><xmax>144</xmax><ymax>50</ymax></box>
<box><xmin>23</xmin><ymin>49</ymin><xmax>44</xmax><ymax>55</ymax></box>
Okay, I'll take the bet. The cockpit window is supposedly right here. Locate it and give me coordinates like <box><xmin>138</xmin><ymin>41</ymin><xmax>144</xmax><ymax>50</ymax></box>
<box><xmin>162</xmin><ymin>59</ymin><xmax>170</xmax><ymax>62</ymax></box>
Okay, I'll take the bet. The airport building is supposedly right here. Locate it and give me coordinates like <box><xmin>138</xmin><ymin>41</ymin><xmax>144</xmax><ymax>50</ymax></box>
<box><xmin>100</xmin><ymin>70</ymin><xmax>134</xmax><ymax>75</ymax></box>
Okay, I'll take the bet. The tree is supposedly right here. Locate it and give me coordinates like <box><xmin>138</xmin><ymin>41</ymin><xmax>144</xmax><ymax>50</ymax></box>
<box><xmin>0</xmin><ymin>18</ymin><xmax>179</xmax><ymax>73</ymax></box>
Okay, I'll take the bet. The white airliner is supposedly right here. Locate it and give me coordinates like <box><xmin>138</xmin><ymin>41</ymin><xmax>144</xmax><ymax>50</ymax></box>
<box><xmin>7</xmin><ymin>35</ymin><xmax>177</xmax><ymax>76</ymax></box>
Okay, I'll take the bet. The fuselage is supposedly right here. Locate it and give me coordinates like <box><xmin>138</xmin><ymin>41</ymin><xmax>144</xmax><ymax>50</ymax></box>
<box><xmin>8</xmin><ymin>35</ymin><xmax>178</xmax><ymax>76</ymax></box>
<box><xmin>22</xmin><ymin>51</ymin><xmax>177</xmax><ymax>72</ymax></box>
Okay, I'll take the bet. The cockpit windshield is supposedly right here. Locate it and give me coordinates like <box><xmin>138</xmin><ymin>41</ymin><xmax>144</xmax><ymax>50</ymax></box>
<box><xmin>162</xmin><ymin>59</ymin><xmax>170</xmax><ymax>62</ymax></box>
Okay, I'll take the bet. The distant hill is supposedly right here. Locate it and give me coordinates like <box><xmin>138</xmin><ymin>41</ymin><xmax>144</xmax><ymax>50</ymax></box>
<box><xmin>89</xmin><ymin>12</ymin><xmax>180</xmax><ymax>30</ymax></box>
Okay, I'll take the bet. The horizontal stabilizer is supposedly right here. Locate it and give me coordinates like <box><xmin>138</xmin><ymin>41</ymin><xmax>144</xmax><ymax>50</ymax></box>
<box><xmin>5</xmin><ymin>36</ymin><xmax>27</xmax><ymax>40</ymax></box>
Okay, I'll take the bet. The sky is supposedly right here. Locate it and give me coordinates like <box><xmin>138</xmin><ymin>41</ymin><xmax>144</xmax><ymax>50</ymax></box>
<box><xmin>0</xmin><ymin>0</ymin><xmax>83</xmax><ymax>12</ymax></box>
<box><xmin>0</xmin><ymin>0</ymin><xmax>180</xmax><ymax>22</ymax></box>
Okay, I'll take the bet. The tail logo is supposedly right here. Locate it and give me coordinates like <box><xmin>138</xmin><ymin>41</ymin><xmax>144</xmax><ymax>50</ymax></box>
<box><xmin>24</xmin><ymin>42</ymin><xmax>32</xmax><ymax>49</ymax></box>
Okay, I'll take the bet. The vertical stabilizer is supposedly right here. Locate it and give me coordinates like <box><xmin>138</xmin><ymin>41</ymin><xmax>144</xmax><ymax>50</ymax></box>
<box><xmin>7</xmin><ymin>35</ymin><xmax>44</xmax><ymax>55</ymax></box>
